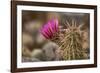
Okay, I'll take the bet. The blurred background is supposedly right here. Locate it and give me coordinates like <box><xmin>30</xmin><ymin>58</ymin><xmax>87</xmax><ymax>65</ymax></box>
<box><xmin>22</xmin><ymin>10</ymin><xmax>90</xmax><ymax>62</ymax></box>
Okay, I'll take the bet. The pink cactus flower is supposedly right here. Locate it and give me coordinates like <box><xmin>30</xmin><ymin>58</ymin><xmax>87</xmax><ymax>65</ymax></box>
<box><xmin>40</xmin><ymin>19</ymin><xmax>59</xmax><ymax>39</ymax></box>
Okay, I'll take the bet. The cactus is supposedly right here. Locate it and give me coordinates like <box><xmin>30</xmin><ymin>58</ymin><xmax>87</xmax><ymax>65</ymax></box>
<box><xmin>40</xmin><ymin>18</ymin><xmax>88</xmax><ymax>60</ymax></box>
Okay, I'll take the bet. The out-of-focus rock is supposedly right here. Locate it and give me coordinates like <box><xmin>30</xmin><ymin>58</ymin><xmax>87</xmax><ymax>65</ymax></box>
<box><xmin>22</xmin><ymin>33</ymin><xmax>34</xmax><ymax>47</ymax></box>
<box><xmin>83</xmin><ymin>53</ymin><xmax>89</xmax><ymax>59</ymax></box>
<box><xmin>81</xmin><ymin>30</ymin><xmax>89</xmax><ymax>49</ymax></box>
<box><xmin>31</xmin><ymin>49</ymin><xmax>46</xmax><ymax>61</ymax></box>
<box><xmin>43</xmin><ymin>42</ymin><xmax>60</xmax><ymax>61</ymax></box>
<box><xmin>22</xmin><ymin>46</ymin><xmax>32</xmax><ymax>57</ymax></box>
<box><xmin>82</xmin><ymin>42</ymin><xmax>89</xmax><ymax>50</ymax></box>
<box><xmin>36</xmin><ymin>33</ymin><xmax>47</xmax><ymax>45</ymax></box>
<box><xmin>24</xmin><ymin>21</ymin><xmax>42</xmax><ymax>34</ymax></box>
<box><xmin>22</xmin><ymin>57</ymin><xmax>40</xmax><ymax>62</ymax></box>
<box><xmin>82</xmin><ymin>30</ymin><xmax>89</xmax><ymax>41</ymax></box>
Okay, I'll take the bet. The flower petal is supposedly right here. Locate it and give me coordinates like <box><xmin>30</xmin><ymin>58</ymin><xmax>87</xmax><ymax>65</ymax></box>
<box><xmin>40</xmin><ymin>18</ymin><xmax>59</xmax><ymax>39</ymax></box>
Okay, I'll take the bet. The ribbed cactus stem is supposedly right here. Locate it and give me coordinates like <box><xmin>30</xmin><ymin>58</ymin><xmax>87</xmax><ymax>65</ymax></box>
<box><xmin>53</xmin><ymin>20</ymin><xmax>88</xmax><ymax>60</ymax></box>
<box><xmin>59</xmin><ymin>30</ymin><xmax>85</xmax><ymax>60</ymax></box>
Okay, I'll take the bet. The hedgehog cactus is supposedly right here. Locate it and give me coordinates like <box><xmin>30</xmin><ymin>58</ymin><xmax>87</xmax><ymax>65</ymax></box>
<box><xmin>40</xmin><ymin>19</ymin><xmax>88</xmax><ymax>60</ymax></box>
<box><xmin>59</xmin><ymin>20</ymin><xmax>87</xmax><ymax>60</ymax></box>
